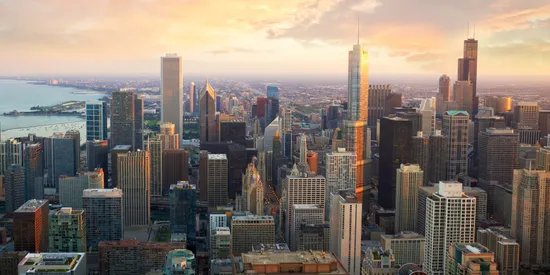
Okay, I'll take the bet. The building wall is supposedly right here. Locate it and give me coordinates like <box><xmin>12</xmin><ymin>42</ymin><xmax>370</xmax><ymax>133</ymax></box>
<box><xmin>49</xmin><ymin>209</ymin><xmax>86</xmax><ymax>252</ymax></box>
<box><xmin>83</xmin><ymin>189</ymin><xmax>123</xmax><ymax>251</ymax></box>
<box><xmin>231</xmin><ymin>217</ymin><xmax>275</xmax><ymax>255</ymax></box>
<box><xmin>117</xmin><ymin>151</ymin><xmax>150</xmax><ymax>226</ymax></box>
<box><xmin>161</xmin><ymin>55</ymin><xmax>184</xmax><ymax>138</ymax></box>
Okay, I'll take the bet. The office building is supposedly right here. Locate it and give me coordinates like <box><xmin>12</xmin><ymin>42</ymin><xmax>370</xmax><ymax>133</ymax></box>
<box><xmin>325</xmin><ymin>148</ymin><xmax>356</xmax><ymax>220</ymax></box>
<box><xmin>290</xmin><ymin>204</ymin><xmax>324</xmax><ymax>251</ymax></box>
<box><xmin>395</xmin><ymin>164</ymin><xmax>423</xmax><ymax>233</ymax></box>
<box><xmin>266</xmin><ymin>98</ymin><xmax>280</xmax><ymax>126</ymax></box>
<box><xmin>189</xmin><ymin>82</ymin><xmax>195</xmax><ymax>114</ymax></box>
<box><xmin>511</xmin><ymin>169</ymin><xmax>550</xmax><ymax>265</ymax></box>
<box><xmin>86</xmin><ymin>101</ymin><xmax>108</xmax><ymax>141</ymax></box>
<box><xmin>43</xmin><ymin>133</ymin><xmax>77</xmax><ymax>189</ymax></box>
<box><xmin>64</xmin><ymin>130</ymin><xmax>81</xmax><ymax>173</ymax></box>
<box><xmin>18</xmin><ymin>253</ymin><xmax>87</xmax><ymax>275</ymax></box>
<box><xmin>296</xmin><ymin>223</ymin><xmax>330</xmax><ymax>252</ymax></box>
<box><xmin>443</xmin><ymin>111</ymin><xmax>469</xmax><ymax>179</ymax></box>
<box><xmin>231</xmin><ymin>215</ymin><xmax>275</xmax><ymax>255</ymax></box>
<box><xmin>0</xmin><ymin>252</ymin><xmax>27</xmax><ymax>275</ymax></box>
<box><xmin>162</xmin><ymin>149</ymin><xmax>189</xmax><ymax>195</ymax></box>
<box><xmin>241</xmin><ymin>161</ymin><xmax>264</xmax><ymax>215</ymax></box>
<box><xmin>170</xmin><ymin>182</ymin><xmax>197</xmax><ymax>240</ymax></box>
<box><xmin>419</xmin><ymin>97</ymin><xmax>436</xmax><ymax>136</ymax></box>
<box><xmin>4</xmin><ymin>165</ymin><xmax>25</xmax><ymax>213</ymax></box>
<box><xmin>13</xmin><ymin>199</ymin><xmax>49</xmax><ymax>253</ymax></box>
<box><xmin>368</xmin><ymin>84</ymin><xmax>392</xmax><ymax>128</ymax></box>
<box><xmin>161</xmin><ymin>54</ymin><xmax>184</xmax><ymax>138</ymax></box>
<box><xmin>428</xmin><ymin>130</ymin><xmax>449</xmax><ymax>183</ymax></box>
<box><xmin>164</xmin><ymin>249</ymin><xmax>196</xmax><ymax>275</ymax></box>
<box><xmin>86</xmin><ymin>140</ymin><xmax>108</xmax><ymax>182</ymax></box>
<box><xmin>237</xmin><ymin>250</ymin><xmax>348</xmax><ymax>275</ymax></box>
<box><xmin>397</xmin><ymin>111</ymin><xmax>422</xmax><ymax>135</ymax></box>
<box><xmin>205</xmin><ymin>154</ymin><xmax>228</xmax><ymax>208</ymax></box>
<box><xmin>159</xmin><ymin>122</ymin><xmax>180</xmax><ymax>149</ymax></box>
<box><xmin>110</xmin><ymin>144</ymin><xmax>131</xmax><ymax>188</ymax></box>
<box><xmin>514</xmin><ymin>102</ymin><xmax>539</xmax><ymax>129</ymax></box>
<box><xmin>200</xmin><ymin>79</ymin><xmax>217</xmax><ymax>143</ymax></box>
<box><xmin>117</xmin><ymin>150</ymin><xmax>150</xmax><ymax>226</ymax></box>
<box><xmin>410</xmin><ymin>132</ymin><xmax>429</xmax><ymax>183</ymax></box>
<box><xmin>111</xmin><ymin>90</ymin><xmax>135</xmax><ymax>148</ymax></box>
<box><xmin>0</xmin><ymin>138</ymin><xmax>22</xmax><ymax>175</ymax></box>
<box><xmin>424</xmin><ymin>182</ymin><xmax>476</xmax><ymax>274</ymax></box>
<box><xmin>381</xmin><ymin>231</ymin><xmax>425</xmax><ymax>266</ymax></box>
<box><xmin>446</xmin><ymin>243</ymin><xmax>499</xmax><ymax>275</ymax></box>
<box><xmin>49</xmin><ymin>207</ymin><xmax>86</xmax><ymax>252</ymax></box>
<box><xmin>282</xmin><ymin>172</ymin><xmax>326</xmax><ymax>246</ymax></box>
<box><xmin>145</xmin><ymin>137</ymin><xmax>163</xmax><ymax>197</ymax></box>
<box><xmin>347</xmin><ymin>42</ymin><xmax>368</xmax><ymax>122</ymax></box>
<box><xmin>458</xmin><ymin>38</ymin><xmax>478</xmax><ymax>115</ymax></box>
<box><xmin>378</xmin><ymin>116</ymin><xmax>413</xmax><ymax>209</ymax></box>
<box><xmin>329</xmin><ymin>190</ymin><xmax>361</xmax><ymax>275</ymax></box>
<box><xmin>343</xmin><ymin>120</ymin><xmax>369</xmax><ymax>203</ymax></box>
<box><xmin>98</xmin><ymin>239</ymin><xmax>184</xmax><ymax>275</ymax></box>
<box><xmin>362</xmin><ymin>248</ymin><xmax>398</xmax><ymax>275</ymax></box>
<box><xmin>478</xmin><ymin>128</ymin><xmax>519</xmax><ymax>213</ymax></box>
<box><xmin>59</xmin><ymin>169</ymin><xmax>104</xmax><ymax>209</ymax></box>
<box><xmin>477</xmin><ymin>227</ymin><xmax>520</xmax><ymax>275</ymax></box>
<box><xmin>485</xmin><ymin>96</ymin><xmax>512</xmax><ymax>114</ymax></box>
<box><xmin>453</xmin><ymin>81</ymin><xmax>474</xmax><ymax>115</ymax></box>
<box><xmin>263</xmin><ymin>117</ymin><xmax>280</xmax><ymax>152</ymax></box>
<box><xmin>210</xmin><ymin>227</ymin><xmax>231</xmax><ymax>260</ymax></box>
<box><xmin>22</xmin><ymin>142</ymin><xmax>43</xmax><ymax>201</ymax></box>
<box><xmin>220</xmin><ymin>121</ymin><xmax>247</xmax><ymax>147</ymax></box>
<box><xmin>439</xmin><ymin>74</ymin><xmax>451</xmax><ymax>102</ymax></box>
<box><xmin>134</xmin><ymin>95</ymin><xmax>144</xmax><ymax>150</ymax></box>
<box><xmin>83</xmin><ymin>188</ymin><xmax>123</xmax><ymax>250</ymax></box>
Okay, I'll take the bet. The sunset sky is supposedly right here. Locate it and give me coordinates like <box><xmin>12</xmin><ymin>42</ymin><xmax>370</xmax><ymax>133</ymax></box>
<box><xmin>0</xmin><ymin>0</ymin><xmax>549</xmax><ymax>76</ymax></box>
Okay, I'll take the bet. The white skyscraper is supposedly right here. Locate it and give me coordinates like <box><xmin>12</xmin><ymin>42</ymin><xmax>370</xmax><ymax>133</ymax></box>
<box><xmin>281</xmin><ymin>173</ymin><xmax>325</xmax><ymax>247</ymax></box>
<box><xmin>395</xmin><ymin>164</ymin><xmax>423</xmax><ymax>233</ymax></box>
<box><xmin>161</xmin><ymin>54</ymin><xmax>184</xmax><ymax>139</ymax></box>
<box><xmin>424</xmin><ymin>181</ymin><xmax>476</xmax><ymax>275</ymax></box>
<box><xmin>347</xmin><ymin>43</ymin><xmax>368</xmax><ymax>122</ymax></box>
<box><xmin>325</xmin><ymin>148</ymin><xmax>356</xmax><ymax>220</ymax></box>
<box><xmin>330</xmin><ymin>190</ymin><xmax>362</xmax><ymax>275</ymax></box>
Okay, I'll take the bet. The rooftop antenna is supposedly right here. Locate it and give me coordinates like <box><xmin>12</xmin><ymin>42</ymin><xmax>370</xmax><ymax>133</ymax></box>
<box><xmin>473</xmin><ymin>24</ymin><xmax>476</xmax><ymax>39</ymax></box>
<box><xmin>467</xmin><ymin>22</ymin><xmax>470</xmax><ymax>38</ymax></box>
<box><xmin>357</xmin><ymin>15</ymin><xmax>360</xmax><ymax>45</ymax></box>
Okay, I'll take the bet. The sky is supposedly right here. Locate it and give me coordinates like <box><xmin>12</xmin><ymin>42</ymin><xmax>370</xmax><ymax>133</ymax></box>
<box><xmin>0</xmin><ymin>0</ymin><xmax>549</xmax><ymax>77</ymax></box>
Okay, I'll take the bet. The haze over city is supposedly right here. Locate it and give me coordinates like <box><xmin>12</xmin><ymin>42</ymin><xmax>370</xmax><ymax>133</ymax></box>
<box><xmin>0</xmin><ymin>0</ymin><xmax>549</xmax><ymax>77</ymax></box>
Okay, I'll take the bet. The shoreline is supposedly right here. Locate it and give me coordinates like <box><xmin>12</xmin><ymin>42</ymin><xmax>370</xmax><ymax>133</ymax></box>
<box><xmin>1</xmin><ymin>120</ymin><xmax>85</xmax><ymax>132</ymax></box>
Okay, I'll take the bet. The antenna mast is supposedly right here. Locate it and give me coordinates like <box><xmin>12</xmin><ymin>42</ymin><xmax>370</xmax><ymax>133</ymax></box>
<box><xmin>357</xmin><ymin>15</ymin><xmax>360</xmax><ymax>45</ymax></box>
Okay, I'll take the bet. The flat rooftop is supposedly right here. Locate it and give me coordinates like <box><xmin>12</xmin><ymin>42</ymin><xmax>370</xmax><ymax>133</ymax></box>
<box><xmin>82</xmin><ymin>188</ymin><xmax>122</xmax><ymax>198</ymax></box>
<box><xmin>208</xmin><ymin>154</ymin><xmax>227</xmax><ymax>160</ymax></box>
<box><xmin>15</xmin><ymin>199</ymin><xmax>48</xmax><ymax>213</ymax></box>
<box><xmin>456</xmin><ymin>243</ymin><xmax>491</xmax><ymax>254</ymax></box>
<box><xmin>293</xmin><ymin>204</ymin><xmax>322</xmax><ymax>209</ymax></box>
<box><xmin>242</xmin><ymin>250</ymin><xmax>339</xmax><ymax>266</ymax></box>
<box><xmin>232</xmin><ymin>215</ymin><xmax>274</xmax><ymax>221</ymax></box>
<box><xmin>113</xmin><ymin>145</ymin><xmax>132</xmax><ymax>150</ymax></box>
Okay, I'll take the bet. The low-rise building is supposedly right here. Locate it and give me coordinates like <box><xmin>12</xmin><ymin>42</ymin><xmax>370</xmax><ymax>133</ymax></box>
<box><xmin>380</xmin><ymin>231</ymin><xmax>424</xmax><ymax>265</ymax></box>
<box><xmin>17</xmin><ymin>253</ymin><xmax>86</xmax><ymax>275</ymax></box>
<box><xmin>446</xmin><ymin>243</ymin><xmax>499</xmax><ymax>275</ymax></box>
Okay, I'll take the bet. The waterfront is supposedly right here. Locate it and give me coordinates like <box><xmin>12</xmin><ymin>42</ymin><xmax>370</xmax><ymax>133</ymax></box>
<box><xmin>0</xmin><ymin>79</ymin><xmax>103</xmax><ymax>132</ymax></box>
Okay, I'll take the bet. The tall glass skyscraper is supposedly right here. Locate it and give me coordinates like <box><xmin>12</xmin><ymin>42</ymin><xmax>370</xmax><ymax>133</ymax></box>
<box><xmin>267</xmin><ymin>85</ymin><xmax>279</xmax><ymax>99</ymax></box>
<box><xmin>161</xmin><ymin>54</ymin><xmax>184</xmax><ymax>138</ymax></box>
<box><xmin>85</xmin><ymin>101</ymin><xmax>108</xmax><ymax>141</ymax></box>
<box><xmin>347</xmin><ymin>44</ymin><xmax>369</xmax><ymax>121</ymax></box>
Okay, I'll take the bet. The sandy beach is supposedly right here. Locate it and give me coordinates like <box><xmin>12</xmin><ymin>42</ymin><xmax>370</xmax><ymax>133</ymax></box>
<box><xmin>1</xmin><ymin>121</ymin><xmax>87</xmax><ymax>143</ymax></box>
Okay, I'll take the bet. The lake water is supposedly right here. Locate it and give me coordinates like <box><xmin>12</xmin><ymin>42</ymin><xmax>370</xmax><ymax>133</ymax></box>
<box><xmin>0</xmin><ymin>79</ymin><xmax>104</xmax><ymax>140</ymax></box>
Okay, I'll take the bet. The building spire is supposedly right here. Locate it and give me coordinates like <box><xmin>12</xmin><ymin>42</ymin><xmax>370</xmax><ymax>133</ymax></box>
<box><xmin>357</xmin><ymin>15</ymin><xmax>360</xmax><ymax>45</ymax></box>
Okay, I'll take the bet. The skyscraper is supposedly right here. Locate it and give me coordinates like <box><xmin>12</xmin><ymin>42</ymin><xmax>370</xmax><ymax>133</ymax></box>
<box><xmin>343</xmin><ymin>120</ymin><xmax>369</xmax><ymax>203</ymax></box>
<box><xmin>207</xmin><ymin>154</ymin><xmax>228</xmax><ymax>208</ymax></box>
<box><xmin>200</xmin><ymin>79</ymin><xmax>217</xmax><ymax>143</ymax></box>
<box><xmin>162</xmin><ymin>149</ymin><xmax>189</xmax><ymax>195</ymax></box>
<box><xmin>23</xmin><ymin>143</ymin><xmax>43</xmax><ymax>200</ymax></box>
<box><xmin>446</xmin><ymin>243</ymin><xmax>499</xmax><ymax>275</ymax></box>
<box><xmin>43</xmin><ymin>133</ymin><xmax>76</xmax><ymax>190</ymax></box>
<box><xmin>189</xmin><ymin>82</ymin><xmax>195</xmax><ymax>114</ymax></box>
<box><xmin>4</xmin><ymin>165</ymin><xmax>25</xmax><ymax>213</ymax></box>
<box><xmin>419</xmin><ymin>97</ymin><xmax>436</xmax><ymax>136</ymax></box>
<box><xmin>169</xmin><ymin>182</ymin><xmax>197</xmax><ymax>241</ymax></box>
<box><xmin>424</xmin><ymin>182</ymin><xmax>476</xmax><ymax>274</ymax></box>
<box><xmin>231</xmin><ymin>215</ymin><xmax>275</xmax><ymax>255</ymax></box>
<box><xmin>145</xmin><ymin>137</ymin><xmax>162</xmax><ymax>198</ymax></box>
<box><xmin>428</xmin><ymin>130</ymin><xmax>449</xmax><ymax>183</ymax></box>
<box><xmin>282</xmin><ymin>171</ymin><xmax>326</xmax><ymax>246</ymax></box>
<box><xmin>347</xmin><ymin>43</ymin><xmax>368</xmax><ymax>121</ymax></box>
<box><xmin>511</xmin><ymin>169</ymin><xmax>550</xmax><ymax>265</ymax></box>
<box><xmin>134</xmin><ymin>95</ymin><xmax>144</xmax><ymax>150</ymax></box>
<box><xmin>241</xmin><ymin>161</ymin><xmax>264</xmax><ymax>215</ymax></box>
<box><xmin>325</xmin><ymin>148</ymin><xmax>356</xmax><ymax>220</ymax></box>
<box><xmin>117</xmin><ymin>150</ymin><xmax>150</xmax><ymax>226</ymax></box>
<box><xmin>458</xmin><ymin>38</ymin><xmax>478</xmax><ymax>115</ymax></box>
<box><xmin>86</xmin><ymin>140</ymin><xmax>109</xmax><ymax>183</ymax></box>
<box><xmin>0</xmin><ymin>138</ymin><xmax>22</xmax><ymax>175</ymax></box>
<box><xmin>111</xmin><ymin>90</ymin><xmax>135</xmax><ymax>148</ymax></box>
<box><xmin>64</xmin><ymin>130</ymin><xmax>81</xmax><ymax>174</ymax></box>
<box><xmin>161</xmin><ymin>54</ymin><xmax>184</xmax><ymax>138</ymax></box>
<box><xmin>86</xmin><ymin>101</ymin><xmax>108</xmax><ymax>141</ymax></box>
<box><xmin>159</xmin><ymin>122</ymin><xmax>180</xmax><ymax>149</ymax></box>
<box><xmin>59</xmin><ymin>170</ymin><xmax>105</xmax><ymax>209</ymax></box>
<box><xmin>83</xmin><ymin>188</ymin><xmax>123</xmax><ymax>250</ymax></box>
<box><xmin>453</xmin><ymin>81</ymin><xmax>474</xmax><ymax>115</ymax></box>
<box><xmin>330</xmin><ymin>190</ymin><xmax>362</xmax><ymax>275</ymax></box>
<box><xmin>378</xmin><ymin>116</ymin><xmax>413</xmax><ymax>209</ymax></box>
<box><xmin>478</xmin><ymin>128</ymin><xmax>519</xmax><ymax>213</ymax></box>
<box><xmin>13</xmin><ymin>199</ymin><xmax>49</xmax><ymax>253</ymax></box>
<box><xmin>368</xmin><ymin>84</ymin><xmax>392</xmax><ymax>128</ymax></box>
<box><xmin>439</xmin><ymin>74</ymin><xmax>451</xmax><ymax>102</ymax></box>
<box><xmin>443</xmin><ymin>111</ymin><xmax>469</xmax><ymax>179</ymax></box>
<box><xmin>266</xmin><ymin>85</ymin><xmax>280</xmax><ymax>126</ymax></box>
<box><xmin>395</xmin><ymin>164</ymin><xmax>423</xmax><ymax>233</ymax></box>
<box><xmin>290</xmin><ymin>204</ymin><xmax>324</xmax><ymax>251</ymax></box>
<box><xmin>48</xmin><ymin>207</ymin><xmax>86</xmax><ymax>252</ymax></box>
<box><xmin>110</xmin><ymin>144</ymin><xmax>131</xmax><ymax>188</ymax></box>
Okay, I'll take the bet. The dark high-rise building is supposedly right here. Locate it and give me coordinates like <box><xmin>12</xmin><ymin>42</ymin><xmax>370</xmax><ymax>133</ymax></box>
<box><xmin>83</xmin><ymin>189</ymin><xmax>123</xmax><ymax>251</ymax></box>
<box><xmin>220</xmin><ymin>121</ymin><xmax>247</xmax><ymax>147</ymax></box>
<box><xmin>110</xmin><ymin>145</ymin><xmax>132</xmax><ymax>188</ymax></box>
<box><xmin>478</xmin><ymin>128</ymin><xmax>519</xmax><ymax>213</ymax></box>
<box><xmin>397</xmin><ymin>111</ymin><xmax>422</xmax><ymax>135</ymax></box>
<box><xmin>378</xmin><ymin>116</ymin><xmax>413</xmax><ymax>209</ymax></box>
<box><xmin>200</xmin><ymin>79</ymin><xmax>217</xmax><ymax>143</ymax></box>
<box><xmin>199</xmin><ymin>151</ymin><xmax>209</xmax><ymax>202</ymax></box>
<box><xmin>256</xmin><ymin>97</ymin><xmax>267</xmax><ymax>118</ymax></box>
<box><xmin>472</xmin><ymin>116</ymin><xmax>506</xmax><ymax>176</ymax></box>
<box><xmin>443</xmin><ymin>111</ymin><xmax>470</xmax><ymax>179</ymax></box>
<box><xmin>86</xmin><ymin>101</ymin><xmax>108</xmax><ymax>141</ymax></box>
<box><xmin>13</xmin><ymin>199</ymin><xmax>49</xmax><ymax>253</ymax></box>
<box><xmin>44</xmin><ymin>134</ymin><xmax>76</xmax><ymax>190</ymax></box>
<box><xmin>439</xmin><ymin>74</ymin><xmax>451</xmax><ymax>102</ymax></box>
<box><xmin>5</xmin><ymin>165</ymin><xmax>25</xmax><ymax>213</ymax></box>
<box><xmin>458</xmin><ymin>38</ymin><xmax>478</xmax><ymax>115</ymax></box>
<box><xmin>111</xmin><ymin>90</ymin><xmax>136</xmax><ymax>149</ymax></box>
<box><xmin>428</xmin><ymin>131</ymin><xmax>449</xmax><ymax>184</ymax></box>
<box><xmin>368</xmin><ymin>85</ymin><xmax>392</xmax><ymax>128</ymax></box>
<box><xmin>216</xmin><ymin>95</ymin><xmax>222</xmax><ymax>112</ymax></box>
<box><xmin>23</xmin><ymin>143</ymin><xmax>43</xmax><ymax>201</ymax></box>
<box><xmin>206</xmin><ymin>154</ymin><xmax>228</xmax><ymax>208</ymax></box>
<box><xmin>162</xmin><ymin>150</ymin><xmax>189</xmax><ymax>195</ymax></box>
<box><xmin>539</xmin><ymin>110</ymin><xmax>550</xmax><ymax>136</ymax></box>
<box><xmin>227</xmin><ymin>144</ymin><xmax>247</xmax><ymax>200</ymax></box>
<box><xmin>266</xmin><ymin>97</ymin><xmax>280</xmax><ymax>126</ymax></box>
<box><xmin>384</xmin><ymin>93</ymin><xmax>403</xmax><ymax>116</ymax></box>
<box><xmin>272</xmin><ymin>131</ymin><xmax>286</xmax><ymax>188</ymax></box>
<box><xmin>169</xmin><ymin>182</ymin><xmax>197</xmax><ymax>240</ymax></box>
<box><xmin>134</xmin><ymin>95</ymin><xmax>144</xmax><ymax>150</ymax></box>
<box><xmin>86</xmin><ymin>140</ymin><xmax>109</xmax><ymax>183</ymax></box>
<box><xmin>65</xmin><ymin>130</ymin><xmax>81</xmax><ymax>174</ymax></box>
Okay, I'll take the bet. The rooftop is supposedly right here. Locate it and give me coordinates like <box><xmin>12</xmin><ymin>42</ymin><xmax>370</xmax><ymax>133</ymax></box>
<box><xmin>82</xmin><ymin>188</ymin><xmax>122</xmax><ymax>198</ymax></box>
<box><xmin>445</xmin><ymin>110</ymin><xmax>470</xmax><ymax>116</ymax></box>
<box><xmin>293</xmin><ymin>204</ymin><xmax>322</xmax><ymax>209</ymax></box>
<box><xmin>19</xmin><ymin>253</ymin><xmax>85</xmax><ymax>273</ymax></box>
<box><xmin>232</xmin><ymin>215</ymin><xmax>274</xmax><ymax>222</ymax></box>
<box><xmin>252</xmin><ymin>243</ymin><xmax>291</xmax><ymax>253</ymax></box>
<box><xmin>113</xmin><ymin>145</ymin><xmax>132</xmax><ymax>150</ymax></box>
<box><xmin>208</xmin><ymin>154</ymin><xmax>227</xmax><ymax>160</ymax></box>
<box><xmin>15</xmin><ymin>199</ymin><xmax>48</xmax><ymax>213</ymax></box>
<box><xmin>456</xmin><ymin>243</ymin><xmax>491</xmax><ymax>254</ymax></box>
<box><xmin>241</xmin><ymin>250</ymin><xmax>346</xmax><ymax>274</ymax></box>
<box><xmin>170</xmin><ymin>181</ymin><xmax>196</xmax><ymax>190</ymax></box>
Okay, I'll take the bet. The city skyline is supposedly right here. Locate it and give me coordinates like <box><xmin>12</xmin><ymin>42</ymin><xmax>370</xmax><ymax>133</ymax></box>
<box><xmin>0</xmin><ymin>0</ymin><xmax>548</xmax><ymax>76</ymax></box>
